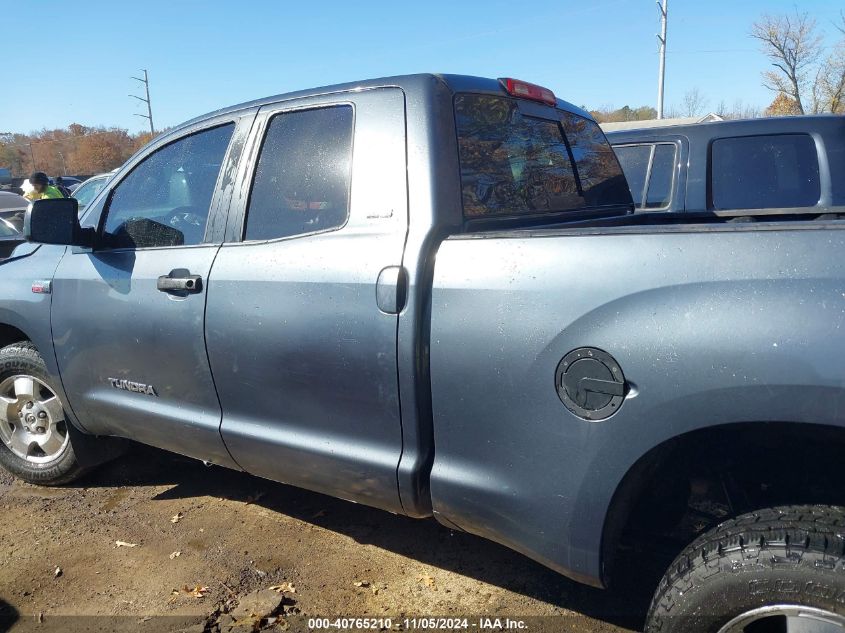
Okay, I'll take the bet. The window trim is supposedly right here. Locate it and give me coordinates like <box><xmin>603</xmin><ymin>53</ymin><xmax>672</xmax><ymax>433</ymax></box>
<box><xmin>238</xmin><ymin>103</ymin><xmax>356</xmax><ymax>245</ymax></box>
<box><xmin>706</xmin><ymin>132</ymin><xmax>823</xmax><ymax>213</ymax></box>
<box><xmin>94</xmin><ymin>120</ymin><xmax>237</xmax><ymax>252</ymax></box>
<box><xmin>643</xmin><ymin>142</ymin><xmax>678</xmax><ymax>211</ymax></box>
<box><xmin>613</xmin><ymin>141</ymin><xmax>677</xmax><ymax>212</ymax></box>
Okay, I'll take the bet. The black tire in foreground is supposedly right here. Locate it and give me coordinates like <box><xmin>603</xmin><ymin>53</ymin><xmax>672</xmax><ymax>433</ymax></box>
<box><xmin>646</xmin><ymin>505</ymin><xmax>845</xmax><ymax>633</ymax></box>
<box><xmin>0</xmin><ymin>342</ymin><xmax>123</xmax><ymax>485</ymax></box>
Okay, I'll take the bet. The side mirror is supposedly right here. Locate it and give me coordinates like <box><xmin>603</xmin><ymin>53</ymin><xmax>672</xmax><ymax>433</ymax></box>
<box><xmin>24</xmin><ymin>198</ymin><xmax>92</xmax><ymax>246</ymax></box>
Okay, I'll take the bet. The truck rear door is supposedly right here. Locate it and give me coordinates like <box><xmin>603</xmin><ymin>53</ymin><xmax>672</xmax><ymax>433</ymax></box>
<box><xmin>207</xmin><ymin>88</ymin><xmax>409</xmax><ymax>512</ymax></box>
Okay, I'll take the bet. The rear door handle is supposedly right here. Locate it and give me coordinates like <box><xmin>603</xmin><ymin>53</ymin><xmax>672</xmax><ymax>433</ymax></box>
<box><xmin>157</xmin><ymin>268</ymin><xmax>203</xmax><ymax>294</ymax></box>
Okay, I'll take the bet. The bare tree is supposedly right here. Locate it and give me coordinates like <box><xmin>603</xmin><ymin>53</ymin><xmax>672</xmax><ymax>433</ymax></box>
<box><xmin>751</xmin><ymin>11</ymin><xmax>823</xmax><ymax>114</ymax></box>
<box><xmin>712</xmin><ymin>99</ymin><xmax>762</xmax><ymax>121</ymax></box>
<box><xmin>816</xmin><ymin>12</ymin><xmax>845</xmax><ymax>113</ymax></box>
<box><xmin>681</xmin><ymin>88</ymin><xmax>708</xmax><ymax>117</ymax></box>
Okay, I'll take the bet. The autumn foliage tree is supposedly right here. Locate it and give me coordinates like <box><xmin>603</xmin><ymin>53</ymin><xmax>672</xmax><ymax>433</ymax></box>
<box><xmin>70</xmin><ymin>129</ymin><xmax>132</xmax><ymax>173</ymax></box>
<box><xmin>589</xmin><ymin>105</ymin><xmax>657</xmax><ymax>123</ymax></box>
<box><xmin>0</xmin><ymin>125</ymin><xmax>161</xmax><ymax>177</ymax></box>
<box><xmin>764</xmin><ymin>93</ymin><xmax>803</xmax><ymax>116</ymax></box>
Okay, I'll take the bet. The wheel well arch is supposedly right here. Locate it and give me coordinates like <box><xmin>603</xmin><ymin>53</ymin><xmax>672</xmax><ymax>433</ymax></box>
<box><xmin>0</xmin><ymin>324</ymin><xmax>33</xmax><ymax>350</ymax></box>
<box><xmin>600</xmin><ymin>420</ymin><xmax>845</xmax><ymax>588</ymax></box>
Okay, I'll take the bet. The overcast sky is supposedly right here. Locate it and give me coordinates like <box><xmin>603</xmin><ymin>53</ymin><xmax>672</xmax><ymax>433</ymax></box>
<box><xmin>4</xmin><ymin>0</ymin><xmax>842</xmax><ymax>133</ymax></box>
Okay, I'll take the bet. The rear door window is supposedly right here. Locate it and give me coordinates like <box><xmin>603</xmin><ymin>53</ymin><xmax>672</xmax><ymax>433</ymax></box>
<box><xmin>709</xmin><ymin>134</ymin><xmax>821</xmax><ymax>210</ymax></box>
<box><xmin>244</xmin><ymin>106</ymin><xmax>353</xmax><ymax>241</ymax></box>
<box><xmin>454</xmin><ymin>94</ymin><xmax>631</xmax><ymax>220</ymax></box>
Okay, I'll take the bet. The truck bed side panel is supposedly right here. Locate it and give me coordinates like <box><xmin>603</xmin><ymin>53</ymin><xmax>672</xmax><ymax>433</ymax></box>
<box><xmin>429</xmin><ymin>224</ymin><xmax>845</xmax><ymax>586</ymax></box>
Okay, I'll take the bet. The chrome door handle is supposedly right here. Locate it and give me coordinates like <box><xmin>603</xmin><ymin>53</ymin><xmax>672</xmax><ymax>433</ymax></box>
<box><xmin>157</xmin><ymin>269</ymin><xmax>202</xmax><ymax>294</ymax></box>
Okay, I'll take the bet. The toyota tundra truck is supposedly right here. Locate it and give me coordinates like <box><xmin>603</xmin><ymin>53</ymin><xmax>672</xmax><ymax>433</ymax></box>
<box><xmin>1</xmin><ymin>75</ymin><xmax>844</xmax><ymax>632</ymax></box>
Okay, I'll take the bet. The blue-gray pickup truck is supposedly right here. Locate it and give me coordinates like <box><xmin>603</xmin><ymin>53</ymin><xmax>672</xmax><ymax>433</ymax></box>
<box><xmin>2</xmin><ymin>75</ymin><xmax>844</xmax><ymax>633</ymax></box>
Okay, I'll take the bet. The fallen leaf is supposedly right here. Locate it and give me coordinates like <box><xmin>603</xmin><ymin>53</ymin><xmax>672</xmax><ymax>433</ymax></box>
<box><xmin>115</xmin><ymin>541</ymin><xmax>138</xmax><ymax>548</ymax></box>
<box><xmin>169</xmin><ymin>551</ymin><xmax>181</xmax><ymax>560</ymax></box>
<box><xmin>269</xmin><ymin>582</ymin><xmax>296</xmax><ymax>594</ymax></box>
<box><xmin>170</xmin><ymin>513</ymin><xmax>183</xmax><ymax>524</ymax></box>
<box><xmin>354</xmin><ymin>580</ymin><xmax>370</xmax><ymax>588</ymax></box>
<box><xmin>54</xmin><ymin>567</ymin><xmax>62</xmax><ymax>578</ymax></box>
<box><xmin>417</xmin><ymin>574</ymin><xmax>435</xmax><ymax>588</ymax></box>
<box><xmin>171</xmin><ymin>585</ymin><xmax>209</xmax><ymax>599</ymax></box>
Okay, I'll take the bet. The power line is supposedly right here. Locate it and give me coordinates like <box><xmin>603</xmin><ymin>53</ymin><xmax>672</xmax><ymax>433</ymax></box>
<box><xmin>656</xmin><ymin>0</ymin><xmax>669</xmax><ymax>119</ymax></box>
<box><xmin>130</xmin><ymin>69</ymin><xmax>155</xmax><ymax>134</ymax></box>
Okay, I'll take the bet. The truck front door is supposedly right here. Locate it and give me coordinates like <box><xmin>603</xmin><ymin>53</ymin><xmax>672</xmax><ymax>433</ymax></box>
<box><xmin>51</xmin><ymin>115</ymin><xmax>250</xmax><ymax>467</ymax></box>
<box><xmin>207</xmin><ymin>89</ymin><xmax>409</xmax><ymax>512</ymax></box>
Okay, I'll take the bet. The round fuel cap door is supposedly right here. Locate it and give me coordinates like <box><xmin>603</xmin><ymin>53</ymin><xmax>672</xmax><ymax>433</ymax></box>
<box><xmin>555</xmin><ymin>347</ymin><xmax>626</xmax><ymax>421</ymax></box>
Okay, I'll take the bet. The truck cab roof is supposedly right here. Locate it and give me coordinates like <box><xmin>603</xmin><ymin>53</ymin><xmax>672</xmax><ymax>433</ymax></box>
<box><xmin>170</xmin><ymin>73</ymin><xmax>594</xmax><ymax>138</ymax></box>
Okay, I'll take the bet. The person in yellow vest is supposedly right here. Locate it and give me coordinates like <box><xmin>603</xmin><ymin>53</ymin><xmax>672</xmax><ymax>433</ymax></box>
<box><xmin>22</xmin><ymin>172</ymin><xmax>65</xmax><ymax>201</ymax></box>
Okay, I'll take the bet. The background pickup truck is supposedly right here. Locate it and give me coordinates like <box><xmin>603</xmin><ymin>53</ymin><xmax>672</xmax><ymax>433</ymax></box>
<box><xmin>1</xmin><ymin>75</ymin><xmax>844</xmax><ymax>633</ymax></box>
<box><xmin>604</xmin><ymin>115</ymin><xmax>845</xmax><ymax>215</ymax></box>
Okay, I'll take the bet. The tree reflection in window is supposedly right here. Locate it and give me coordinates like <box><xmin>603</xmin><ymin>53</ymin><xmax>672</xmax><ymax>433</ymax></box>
<box><xmin>559</xmin><ymin>113</ymin><xmax>630</xmax><ymax>208</ymax></box>
<box><xmin>455</xmin><ymin>95</ymin><xmax>631</xmax><ymax>218</ymax></box>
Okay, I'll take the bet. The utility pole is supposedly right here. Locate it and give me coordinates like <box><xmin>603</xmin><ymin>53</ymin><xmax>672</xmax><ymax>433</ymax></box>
<box><xmin>656</xmin><ymin>0</ymin><xmax>668</xmax><ymax>119</ymax></box>
<box><xmin>130</xmin><ymin>69</ymin><xmax>155</xmax><ymax>134</ymax></box>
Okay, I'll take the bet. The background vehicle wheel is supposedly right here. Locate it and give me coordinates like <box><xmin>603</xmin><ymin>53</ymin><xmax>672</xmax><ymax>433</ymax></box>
<box><xmin>645</xmin><ymin>505</ymin><xmax>845</xmax><ymax>633</ymax></box>
<box><xmin>0</xmin><ymin>342</ymin><xmax>122</xmax><ymax>485</ymax></box>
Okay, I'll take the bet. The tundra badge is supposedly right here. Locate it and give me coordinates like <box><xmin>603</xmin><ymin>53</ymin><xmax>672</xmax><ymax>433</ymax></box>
<box><xmin>108</xmin><ymin>378</ymin><xmax>158</xmax><ymax>397</ymax></box>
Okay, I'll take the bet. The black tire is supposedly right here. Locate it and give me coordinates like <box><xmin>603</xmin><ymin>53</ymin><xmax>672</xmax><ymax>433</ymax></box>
<box><xmin>0</xmin><ymin>342</ymin><xmax>121</xmax><ymax>485</ymax></box>
<box><xmin>646</xmin><ymin>505</ymin><xmax>845</xmax><ymax>633</ymax></box>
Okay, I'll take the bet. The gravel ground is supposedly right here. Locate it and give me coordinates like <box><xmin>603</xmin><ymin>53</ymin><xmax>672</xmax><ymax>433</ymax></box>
<box><xmin>0</xmin><ymin>445</ymin><xmax>648</xmax><ymax>633</ymax></box>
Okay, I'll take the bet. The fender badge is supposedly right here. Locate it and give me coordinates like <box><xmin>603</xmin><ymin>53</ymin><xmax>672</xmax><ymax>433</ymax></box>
<box><xmin>31</xmin><ymin>280</ymin><xmax>52</xmax><ymax>294</ymax></box>
<box><xmin>108</xmin><ymin>378</ymin><xmax>158</xmax><ymax>397</ymax></box>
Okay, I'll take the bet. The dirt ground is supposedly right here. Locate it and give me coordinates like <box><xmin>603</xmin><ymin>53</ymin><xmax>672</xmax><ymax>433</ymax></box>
<box><xmin>0</xmin><ymin>445</ymin><xmax>649</xmax><ymax>633</ymax></box>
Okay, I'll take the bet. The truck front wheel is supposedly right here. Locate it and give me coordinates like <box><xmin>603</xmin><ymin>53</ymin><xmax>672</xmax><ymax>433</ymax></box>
<box><xmin>0</xmin><ymin>342</ymin><xmax>116</xmax><ymax>485</ymax></box>
<box><xmin>646</xmin><ymin>505</ymin><xmax>845</xmax><ymax>633</ymax></box>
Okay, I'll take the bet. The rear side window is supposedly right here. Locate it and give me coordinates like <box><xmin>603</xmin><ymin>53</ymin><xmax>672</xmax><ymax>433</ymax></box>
<box><xmin>710</xmin><ymin>134</ymin><xmax>820</xmax><ymax>211</ymax></box>
<box><xmin>614</xmin><ymin>145</ymin><xmax>651</xmax><ymax>206</ymax></box>
<box><xmin>455</xmin><ymin>94</ymin><xmax>630</xmax><ymax>219</ymax></box>
<box><xmin>245</xmin><ymin>106</ymin><xmax>353</xmax><ymax>241</ymax></box>
<box><xmin>645</xmin><ymin>144</ymin><xmax>676</xmax><ymax>209</ymax></box>
<box><xmin>560</xmin><ymin>113</ymin><xmax>631</xmax><ymax>207</ymax></box>
<box><xmin>614</xmin><ymin>143</ymin><xmax>676</xmax><ymax>210</ymax></box>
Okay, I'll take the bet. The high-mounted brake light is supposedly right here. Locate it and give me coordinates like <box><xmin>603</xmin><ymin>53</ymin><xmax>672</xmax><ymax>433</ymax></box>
<box><xmin>499</xmin><ymin>78</ymin><xmax>556</xmax><ymax>106</ymax></box>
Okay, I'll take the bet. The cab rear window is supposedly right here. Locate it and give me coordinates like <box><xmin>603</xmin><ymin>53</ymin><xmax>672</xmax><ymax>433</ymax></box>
<box><xmin>455</xmin><ymin>94</ymin><xmax>631</xmax><ymax>219</ymax></box>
